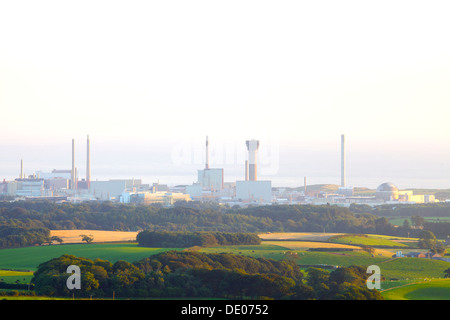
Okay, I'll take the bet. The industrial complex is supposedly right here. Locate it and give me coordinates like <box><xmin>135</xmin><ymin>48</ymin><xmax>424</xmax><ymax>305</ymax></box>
<box><xmin>0</xmin><ymin>134</ymin><xmax>441</xmax><ymax>207</ymax></box>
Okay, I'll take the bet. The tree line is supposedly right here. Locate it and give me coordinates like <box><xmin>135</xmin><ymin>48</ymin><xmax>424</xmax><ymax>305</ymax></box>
<box><xmin>0</xmin><ymin>200</ymin><xmax>393</xmax><ymax>233</ymax></box>
<box><xmin>0</xmin><ymin>200</ymin><xmax>449</xmax><ymax>249</ymax></box>
<box><xmin>356</xmin><ymin>202</ymin><xmax>450</xmax><ymax>217</ymax></box>
<box><xmin>32</xmin><ymin>251</ymin><xmax>383</xmax><ymax>300</ymax></box>
<box><xmin>136</xmin><ymin>231</ymin><xmax>261</xmax><ymax>248</ymax></box>
<box><xmin>0</xmin><ymin>226</ymin><xmax>50</xmax><ymax>249</ymax></box>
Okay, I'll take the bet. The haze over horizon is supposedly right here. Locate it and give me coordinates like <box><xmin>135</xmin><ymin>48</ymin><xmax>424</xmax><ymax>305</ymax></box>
<box><xmin>1</xmin><ymin>1</ymin><xmax>450</xmax><ymax>189</ymax></box>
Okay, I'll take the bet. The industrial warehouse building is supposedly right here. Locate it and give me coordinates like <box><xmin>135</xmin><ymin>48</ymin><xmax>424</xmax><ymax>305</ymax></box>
<box><xmin>197</xmin><ymin>168</ymin><xmax>224</xmax><ymax>191</ymax></box>
<box><xmin>235</xmin><ymin>180</ymin><xmax>272</xmax><ymax>203</ymax></box>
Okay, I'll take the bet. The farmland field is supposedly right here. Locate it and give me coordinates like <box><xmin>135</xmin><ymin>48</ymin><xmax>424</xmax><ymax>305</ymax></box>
<box><xmin>378</xmin><ymin>257</ymin><xmax>450</xmax><ymax>280</ymax></box>
<box><xmin>200</xmin><ymin>244</ymin><xmax>388</xmax><ymax>266</ymax></box>
<box><xmin>261</xmin><ymin>240</ymin><xmax>360</xmax><ymax>250</ymax></box>
<box><xmin>258</xmin><ymin>232</ymin><xmax>344</xmax><ymax>241</ymax></box>
<box><xmin>388</xmin><ymin>216</ymin><xmax>450</xmax><ymax>226</ymax></box>
<box><xmin>199</xmin><ymin>244</ymin><xmax>289</xmax><ymax>260</ymax></box>
<box><xmin>0</xmin><ymin>270</ymin><xmax>34</xmax><ymax>284</ymax></box>
<box><xmin>1</xmin><ymin>232</ymin><xmax>449</xmax><ymax>300</ymax></box>
<box><xmin>382</xmin><ymin>279</ymin><xmax>450</xmax><ymax>300</ymax></box>
<box><xmin>50</xmin><ymin>230</ymin><xmax>139</xmax><ymax>244</ymax></box>
<box><xmin>0</xmin><ymin>243</ymin><xmax>179</xmax><ymax>271</ymax></box>
<box><xmin>328</xmin><ymin>234</ymin><xmax>410</xmax><ymax>247</ymax></box>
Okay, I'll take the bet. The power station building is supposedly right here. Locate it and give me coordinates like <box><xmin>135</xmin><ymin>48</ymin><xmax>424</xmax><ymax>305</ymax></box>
<box><xmin>375</xmin><ymin>182</ymin><xmax>399</xmax><ymax>201</ymax></box>
<box><xmin>235</xmin><ymin>180</ymin><xmax>272</xmax><ymax>203</ymax></box>
<box><xmin>14</xmin><ymin>177</ymin><xmax>45</xmax><ymax>197</ymax></box>
<box><xmin>120</xmin><ymin>191</ymin><xmax>190</xmax><ymax>205</ymax></box>
<box><xmin>186</xmin><ymin>136</ymin><xmax>225</xmax><ymax>200</ymax></box>
<box><xmin>197</xmin><ymin>168</ymin><xmax>224</xmax><ymax>191</ymax></box>
<box><xmin>89</xmin><ymin>179</ymin><xmax>145</xmax><ymax>201</ymax></box>
<box><xmin>235</xmin><ymin>139</ymin><xmax>272</xmax><ymax>203</ymax></box>
<box><xmin>375</xmin><ymin>182</ymin><xmax>436</xmax><ymax>203</ymax></box>
<box><xmin>197</xmin><ymin>136</ymin><xmax>224</xmax><ymax>191</ymax></box>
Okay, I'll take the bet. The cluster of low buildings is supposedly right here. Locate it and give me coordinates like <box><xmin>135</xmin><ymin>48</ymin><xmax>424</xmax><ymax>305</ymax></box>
<box><xmin>0</xmin><ymin>136</ymin><xmax>443</xmax><ymax>207</ymax></box>
<box><xmin>0</xmin><ymin>137</ymin><xmax>274</xmax><ymax>206</ymax></box>
<box><xmin>393</xmin><ymin>250</ymin><xmax>450</xmax><ymax>262</ymax></box>
<box><xmin>0</xmin><ymin>173</ymin><xmax>440</xmax><ymax>208</ymax></box>
<box><xmin>296</xmin><ymin>182</ymin><xmax>439</xmax><ymax>207</ymax></box>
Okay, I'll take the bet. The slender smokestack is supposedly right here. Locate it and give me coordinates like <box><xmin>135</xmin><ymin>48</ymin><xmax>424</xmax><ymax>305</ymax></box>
<box><xmin>86</xmin><ymin>135</ymin><xmax>91</xmax><ymax>189</ymax></box>
<box><xmin>20</xmin><ymin>159</ymin><xmax>23</xmax><ymax>179</ymax></box>
<box><xmin>246</xmin><ymin>139</ymin><xmax>259</xmax><ymax>181</ymax></box>
<box><xmin>245</xmin><ymin>160</ymin><xmax>249</xmax><ymax>181</ymax></box>
<box><xmin>304</xmin><ymin>176</ymin><xmax>307</xmax><ymax>194</ymax></box>
<box><xmin>341</xmin><ymin>134</ymin><xmax>346</xmax><ymax>187</ymax></box>
<box><xmin>205</xmin><ymin>136</ymin><xmax>209</xmax><ymax>170</ymax></box>
<box><xmin>75</xmin><ymin>167</ymin><xmax>78</xmax><ymax>190</ymax></box>
<box><xmin>71</xmin><ymin>138</ymin><xmax>75</xmax><ymax>189</ymax></box>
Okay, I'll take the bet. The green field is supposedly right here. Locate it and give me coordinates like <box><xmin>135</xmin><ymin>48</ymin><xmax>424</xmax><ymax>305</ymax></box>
<box><xmin>388</xmin><ymin>216</ymin><xmax>450</xmax><ymax>226</ymax></box>
<box><xmin>199</xmin><ymin>244</ymin><xmax>388</xmax><ymax>266</ymax></box>
<box><xmin>382</xmin><ymin>279</ymin><xmax>450</xmax><ymax>300</ymax></box>
<box><xmin>199</xmin><ymin>244</ymin><xmax>450</xmax><ymax>281</ymax></box>
<box><xmin>378</xmin><ymin>257</ymin><xmax>450</xmax><ymax>280</ymax></box>
<box><xmin>199</xmin><ymin>244</ymin><xmax>289</xmax><ymax>260</ymax></box>
<box><xmin>0</xmin><ymin>243</ymin><xmax>180</xmax><ymax>271</ymax></box>
<box><xmin>1</xmin><ymin>241</ymin><xmax>450</xmax><ymax>300</ymax></box>
<box><xmin>0</xmin><ymin>270</ymin><xmax>34</xmax><ymax>285</ymax></box>
<box><xmin>328</xmin><ymin>234</ymin><xmax>410</xmax><ymax>247</ymax></box>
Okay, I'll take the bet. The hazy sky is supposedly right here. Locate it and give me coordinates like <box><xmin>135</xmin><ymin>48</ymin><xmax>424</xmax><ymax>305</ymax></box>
<box><xmin>1</xmin><ymin>1</ymin><xmax>450</xmax><ymax>188</ymax></box>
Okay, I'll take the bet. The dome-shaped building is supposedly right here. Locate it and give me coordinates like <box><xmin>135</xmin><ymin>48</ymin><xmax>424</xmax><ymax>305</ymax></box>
<box><xmin>376</xmin><ymin>182</ymin><xmax>399</xmax><ymax>201</ymax></box>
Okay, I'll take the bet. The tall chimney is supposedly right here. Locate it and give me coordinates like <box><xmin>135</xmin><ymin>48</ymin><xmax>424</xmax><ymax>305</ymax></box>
<box><xmin>86</xmin><ymin>135</ymin><xmax>91</xmax><ymax>189</ymax></box>
<box><xmin>245</xmin><ymin>160</ymin><xmax>249</xmax><ymax>181</ymax></box>
<box><xmin>20</xmin><ymin>159</ymin><xmax>23</xmax><ymax>179</ymax></box>
<box><xmin>246</xmin><ymin>139</ymin><xmax>259</xmax><ymax>181</ymax></box>
<box><xmin>304</xmin><ymin>176</ymin><xmax>307</xmax><ymax>194</ymax></box>
<box><xmin>205</xmin><ymin>136</ymin><xmax>209</xmax><ymax>170</ymax></box>
<box><xmin>71</xmin><ymin>138</ymin><xmax>75</xmax><ymax>189</ymax></box>
<box><xmin>75</xmin><ymin>167</ymin><xmax>78</xmax><ymax>190</ymax></box>
<box><xmin>341</xmin><ymin>134</ymin><xmax>346</xmax><ymax>187</ymax></box>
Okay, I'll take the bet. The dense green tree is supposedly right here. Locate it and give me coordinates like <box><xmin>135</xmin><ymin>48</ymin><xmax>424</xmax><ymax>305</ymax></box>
<box><xmin>50</xmin><ymin>236</ymin><xmax>63</xmax><ymax>244</ymax></box>
<box><xmin>402</xmin><ymin>219</ymin><xmax>411</xmax><ymax>229</ymax></box>
<box><xmin>31</xmin><ymin>252</ymin><xmax>383</xmax><ymax>300</ymax></box>
<box><xmin>411</xmin><ymin>216</ymin><xmax>426</xmax><ymax>228</ymax></box>
<box><xmin>79</xmin><ymin>234</ymin><xmax>94</xmax><ymax>244</ymax></box>
<box><xmin>444</xmin><ymin>268</ymin><xmax>450</xmax><ymax>278</ymax></box>
<box><xmin>418</xmin><ymin>230</ymin><xmax>437</xmax><ymax>249</ymax></box>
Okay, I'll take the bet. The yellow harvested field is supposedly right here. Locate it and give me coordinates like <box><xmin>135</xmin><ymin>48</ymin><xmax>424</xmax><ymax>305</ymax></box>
<box><xmin>258</xmin><ymin>232</ymin><xmax>344</xmax><ymax>241</ymax></box>
<box><xmin>50</xmin><ymin>230</ymin><xmax>139</xmax><ymax>244</ymax></box>
<box><xmin>262</xmin><ymin>240</ymin><xmax>395</xmax><ymax>257</ymax></box>
<box><xmin>373</xmin><ymin>248</ymin><xmax>396</xmax><ymax>257</ymax></box>
<box><xmin>263</xmin><ymin>241</ymin><xmax>360</xmax><ymax>250</ymax></box>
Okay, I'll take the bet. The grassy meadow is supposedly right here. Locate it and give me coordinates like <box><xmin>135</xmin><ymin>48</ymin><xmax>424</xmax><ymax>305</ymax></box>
<box><xmin>328</xmin><ymin>234</ymin><xmax>411</xmax><ymax>247</ymax></box>
<box><xmin>0</xmin><ymin>270</ymin><xmax>34</xmax><ymax>284</ymax></box>
<box><xmin>382</xmin><ymin>279</ymin><xmax>450</xmax><ymax>300</ymax></box>
<box><xmin>0</xmin><ymin>243</ymin><xmax>180</xmax><ymax>271</ymax></box>
<box><xmin>388</xmin><ymin>216</ymin><xmax>450</xmax><ymax>226</ymax></box>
